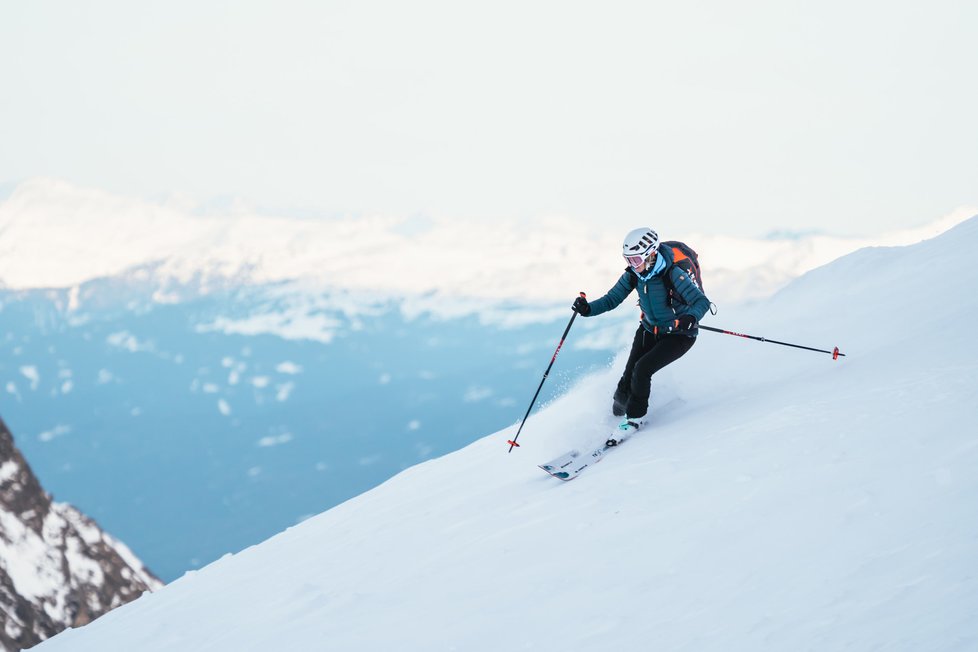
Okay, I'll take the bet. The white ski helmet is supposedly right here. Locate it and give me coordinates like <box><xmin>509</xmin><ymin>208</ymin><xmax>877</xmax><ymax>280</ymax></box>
<box><xmin>622</xmin><ymin>227</ymin><xmax>659</xmax><ymax>269</ymax></box>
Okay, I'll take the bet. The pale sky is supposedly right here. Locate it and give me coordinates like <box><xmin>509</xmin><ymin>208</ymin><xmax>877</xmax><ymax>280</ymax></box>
<box><xmin>2</xmin><ymin>0</ymin><xmax>976</xmax><ymax>237</ymax></box>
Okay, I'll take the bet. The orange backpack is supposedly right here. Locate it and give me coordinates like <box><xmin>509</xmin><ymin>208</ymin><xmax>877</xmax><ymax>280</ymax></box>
<box><xmin>661</xmin><ymin>240</ymin><xmax>703</xmax><ymax>306</ymax></box>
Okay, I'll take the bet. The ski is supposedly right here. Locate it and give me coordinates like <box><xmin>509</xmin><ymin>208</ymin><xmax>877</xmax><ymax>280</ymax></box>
<box><xmin>538</xmin><ymin>437</ymin><xmax>628</xmax><ymax>481</ymax></box>
<box><xmin>538</xmin><ymin>449</ymin><xmax>580</xmax><ymax>479</ymax></box>
<box><xmin>536</xmin><ymin>399</ymin><xmax>684</xmax><ymax>480</ymax></box>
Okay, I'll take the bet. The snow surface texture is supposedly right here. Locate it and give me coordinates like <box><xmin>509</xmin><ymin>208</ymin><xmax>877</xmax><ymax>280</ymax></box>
<box><xmin>1</xmin><ymin>178</ymin><xmax>973</xmax><ymax>313</ymax></box>
<box><xmin>34</xmin><ymin>218</ymin><xmax>978</xmax><ymax>649</ymax></box>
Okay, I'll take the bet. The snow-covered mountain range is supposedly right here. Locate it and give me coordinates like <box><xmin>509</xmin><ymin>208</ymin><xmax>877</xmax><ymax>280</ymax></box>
<box><xmin>31</xmin><ymin>214</ymin><xmax>978</xmax><ymax>649</ymax></box>
<box><xmin>2</xmin><ymin>178</ymin><xmax>973</xmax><ymax>315</ymax></box>
<box><xmin>0</xmin><ymin>417</ymin><xmax>160</xmax><ymax>652</ymax></box>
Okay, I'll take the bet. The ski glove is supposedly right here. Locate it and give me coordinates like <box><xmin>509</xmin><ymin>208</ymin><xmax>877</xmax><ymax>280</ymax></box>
<box><xmin>663</xmin><ymin>314</ymin><xmax>697</xmax><ymax>332</ymax></box>
<box><xmin>572</xmin><ymin>296</ymin><xmax>591</xmax><ymax>316</ymax></box>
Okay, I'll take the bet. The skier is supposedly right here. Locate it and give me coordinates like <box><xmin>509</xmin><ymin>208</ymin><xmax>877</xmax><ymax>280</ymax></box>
<box><xmin>571</xmin><ymin>227</ymin><xmax>711</xmax><ymax>446</ymax></box>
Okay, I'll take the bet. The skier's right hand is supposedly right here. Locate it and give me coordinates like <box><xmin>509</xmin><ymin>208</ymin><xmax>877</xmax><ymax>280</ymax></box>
<box><xmin>572</xmin><ymin>295</ymin><xmax>591</xmax><ymax>316</ymax></box>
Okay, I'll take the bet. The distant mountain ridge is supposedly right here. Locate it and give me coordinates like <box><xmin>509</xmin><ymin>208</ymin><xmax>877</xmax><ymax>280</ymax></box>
<box><xmin>0</xmin><ymin>417</ymin><xmax>161</xmax><ymax>651</ymax></box>
<box><xmin>1</xmin><ymin>178</ymin><xmax>972</xmax><ymax>315</ymax></box>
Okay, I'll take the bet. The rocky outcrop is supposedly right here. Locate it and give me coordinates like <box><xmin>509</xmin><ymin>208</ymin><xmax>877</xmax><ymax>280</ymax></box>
<box><xmin>0</xmin><ymin>417</ymin><xmax>162</xmax><ymax>651</ymax></box>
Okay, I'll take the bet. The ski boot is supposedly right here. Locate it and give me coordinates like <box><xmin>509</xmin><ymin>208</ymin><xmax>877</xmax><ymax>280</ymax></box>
<box><xmin>607</xmin><ymin>416</ymin><xmax>644</xmax><ymax>447</ymax></box>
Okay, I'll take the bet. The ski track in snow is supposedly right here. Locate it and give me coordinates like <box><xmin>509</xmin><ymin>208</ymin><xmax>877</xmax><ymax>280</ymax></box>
<box><xmin>32</xmin><ymin>220</ymin><xmax>978</xmax><ymax>649</ymax></box>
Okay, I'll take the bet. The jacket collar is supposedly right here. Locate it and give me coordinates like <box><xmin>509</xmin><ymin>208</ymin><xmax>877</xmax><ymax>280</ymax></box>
<box><xmin>636</xmin><ymin>248</ymin><xmax>668</xmax><ymax>281</ymax></box>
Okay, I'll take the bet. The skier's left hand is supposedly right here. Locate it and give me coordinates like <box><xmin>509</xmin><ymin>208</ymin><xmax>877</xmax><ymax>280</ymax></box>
<box><xmin>673</xmin><ymin>314</ymin><xmax>697</xmax><ymax>331</ymax></box>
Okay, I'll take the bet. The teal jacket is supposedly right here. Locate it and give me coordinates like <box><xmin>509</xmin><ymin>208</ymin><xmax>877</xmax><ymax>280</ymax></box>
<box><xmin>587</xmin><ymin>246</ymin><xmax>711</xmax><ymax>335</ymax></box>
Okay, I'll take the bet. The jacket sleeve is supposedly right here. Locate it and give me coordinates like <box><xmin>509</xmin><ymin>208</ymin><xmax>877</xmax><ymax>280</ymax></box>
<box><xmin>669</xmin><ymin>266</ymin><xmax>711</xmax><ymax>321</ymax></box>
<box><xmin>587</xmin><ymin>270</ymin><xmax>635</xmax><ymax>317</ymax></box>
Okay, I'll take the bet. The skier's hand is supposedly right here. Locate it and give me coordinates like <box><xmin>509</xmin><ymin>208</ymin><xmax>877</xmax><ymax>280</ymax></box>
<box><xmin>572</xmin><ymin>296</ymin><xmax>591</xmax><ymax>316</ymax></box>
<box><xmin>665</xmin><ymin>314</ymin><xmax>697</xmax><ymax>332</ymax></box>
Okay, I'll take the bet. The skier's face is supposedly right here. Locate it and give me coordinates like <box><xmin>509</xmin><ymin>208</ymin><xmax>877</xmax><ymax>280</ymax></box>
<box><xmin>626</xmin><ymin>250</ymin><xmax>656</xmax><ymax>272</ymax></box>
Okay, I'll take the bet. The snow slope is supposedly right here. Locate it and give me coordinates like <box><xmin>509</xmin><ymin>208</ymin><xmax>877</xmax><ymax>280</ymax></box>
<box><xmin>35</xmin><ymin>217</ymin><xmax>978</xmax><ymax>651</ymax></box>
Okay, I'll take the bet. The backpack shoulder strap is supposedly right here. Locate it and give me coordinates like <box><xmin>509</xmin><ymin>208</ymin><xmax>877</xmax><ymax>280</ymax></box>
<box><xmin>664</xmin><ymin>260</ymin><xmax>683</xmax><ymax>290</ymax></box>
<box><xmin>624</xmin><ymin>267</ymin><xmax>638</xmax><ymax>290</ymax></box>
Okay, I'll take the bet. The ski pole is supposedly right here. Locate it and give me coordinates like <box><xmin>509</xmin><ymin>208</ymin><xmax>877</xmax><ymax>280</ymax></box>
<box><xmin>507</xmin><ymin>293</ymin><xmax>586</xmax><ymax>452</ymax></box>
<box><xmin>699</xmin><ymin>325</ymin><xmax>845</xmax><ymax>359</ymax></box>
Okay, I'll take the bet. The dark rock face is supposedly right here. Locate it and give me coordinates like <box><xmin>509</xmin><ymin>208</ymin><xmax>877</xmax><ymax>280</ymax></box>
<box><xmin>0</xmin><ymin>417</ymin><xmax>162</xmax><ymax>651</ymax></box>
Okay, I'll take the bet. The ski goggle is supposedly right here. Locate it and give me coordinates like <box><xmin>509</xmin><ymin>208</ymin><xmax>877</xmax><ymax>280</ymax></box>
<box><xmin>624</xmin><ymin>251</ymin><xmax>655</xmax><ymax>269</ymax></box>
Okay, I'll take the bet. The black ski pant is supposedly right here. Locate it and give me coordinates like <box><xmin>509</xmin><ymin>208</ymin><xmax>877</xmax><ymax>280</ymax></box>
<box><xmin>614</xmin><ymin>325</ymin><xmax>696</xmax><ymax>419</ymax></box>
